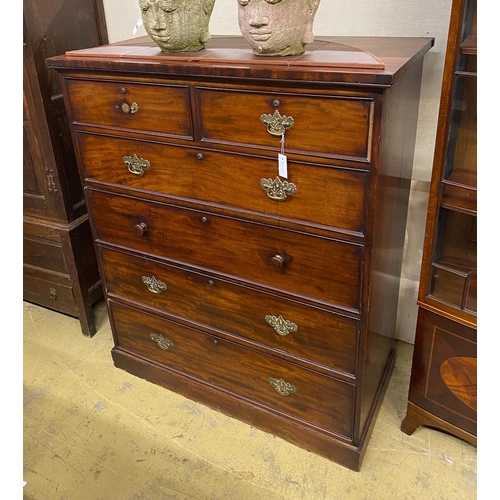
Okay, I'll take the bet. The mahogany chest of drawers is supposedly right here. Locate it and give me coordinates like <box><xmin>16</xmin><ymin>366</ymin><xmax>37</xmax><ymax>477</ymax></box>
<box><xmin>47</xmin><ymin>35</ymin><xmax>433</xmax><ymax>470</ymax></box>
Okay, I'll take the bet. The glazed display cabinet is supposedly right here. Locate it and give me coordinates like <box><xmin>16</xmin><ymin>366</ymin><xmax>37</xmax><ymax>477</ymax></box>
<box><xmin>402</xmin><ymin>0</ymin><xmax>477</xmax><ymax>445</ymax></box>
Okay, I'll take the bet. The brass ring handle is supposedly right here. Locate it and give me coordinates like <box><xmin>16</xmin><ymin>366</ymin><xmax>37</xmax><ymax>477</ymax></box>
<box><xmin>268</xmin><ymin>377</ymin><xmax>297</xmax><ymax>396</ymax></box>
<box><xmin>123</xmin><ymin>154</ymin><xmax>150</xmax><ymax>177</ymax></box>
<box><xmin>260</xmin><ymin>177</ymin><xmax>296</xmax><ymax>201</ymax></box>
<box><xmin>142</xmin><ymin>275</ymin><xmax>167</xmax><ymax>294</ymax></box>
<box><xmin>133</xmin><ymin>222</ymin><xmax>148</xmax><ymax>236</ymax></box>
<box><xmin>265</xmin><ymin>315</ymin><xmax>298</xmax><ymax>336</ymax></box>
<box><xmin>269</xmin><ymin>254</ymin><xmax>285</xmax><ymax>270</ymax></box>
<box><xmin>150</xmin><ymin>333</ymin><xmax>173</xmax><ymax>350</ymax></box>
<box><xmin>260</xmin><ymin>110</ymin><xmax>294</xmax><ymax>136</ymax></box>
<box><xmin>117</xmin><ymin>101</ymin><xmax>138</xmax><ymax>114</ymax></box>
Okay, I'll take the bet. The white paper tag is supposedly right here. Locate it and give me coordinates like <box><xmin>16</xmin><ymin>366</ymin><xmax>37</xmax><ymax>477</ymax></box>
<box><xmin>278</xmin><ymin>153</ymin><xmax>288</xmax><ymax>178</ymax></box>
<box><xmin>133</xmin><ymin>16</ymin><xmax>143</xmax><ymax>35</ymax></box>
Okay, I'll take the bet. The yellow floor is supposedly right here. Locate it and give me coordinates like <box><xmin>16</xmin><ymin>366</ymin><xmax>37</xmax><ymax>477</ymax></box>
<box><xmin>23</xmin><ymin>300</ymin><xmax>477</xmax><ymax>499</ymax></box>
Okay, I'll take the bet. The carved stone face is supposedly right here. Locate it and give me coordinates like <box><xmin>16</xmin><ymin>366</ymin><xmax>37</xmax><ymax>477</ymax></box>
<box><xmin>237</xmin><ymin>0</ymin><xmax>321</xmax><ymax>56</ymax></box>
<box><xmin>139</xmin><ymin>0</ymin><xmax>216</xmax><ymax>52</ymax></box>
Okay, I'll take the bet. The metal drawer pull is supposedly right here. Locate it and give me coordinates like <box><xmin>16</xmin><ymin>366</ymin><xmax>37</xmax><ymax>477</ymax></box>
<box><xmin>268</xmin><ymin>377</ymin><xmax>297</xmax><ymax>396</ymax></box>
<box><xmin>265</xmin><ymin>315</ymin><xmax>298</xmax><ymax>336</ymax></box>
<box><xmin>123</xmin><ymin>154</ymin><xmax>150</xmax><ymax>177</ymax></box>
<box><xmin>150</xmin><ymin>333</ymin><xmax>173</xmax><ymax>350</ymax></box>
<box><xmin>260</xmin><ymin>176</ymin><xmax>296</xmax><ymax>201</ymax></box>
<box><xmin>142</xmin><ymin>275</ymin><xmax>167</xmax><ymax>294</ymax></box>
<box><xmin>260</xmin><ymin>110</ymin><xmax>294</xmax><ymax>136</ymax></box>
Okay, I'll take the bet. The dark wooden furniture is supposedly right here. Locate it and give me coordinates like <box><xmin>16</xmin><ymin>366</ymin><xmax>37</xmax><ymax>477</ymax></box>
<box><xmin>47</xmin><ymin>35</ymin><xmax>433</xmax><ymax>470</ymax></box>
<box><xmin>23</xmin><ymin>1</ymin><xmax>108</xmax><ymax>336</ymax></box>
<box><xmin>402</xmin><ymin>0</ymin><xmax>477</xmax><ymax>445</ymax></box>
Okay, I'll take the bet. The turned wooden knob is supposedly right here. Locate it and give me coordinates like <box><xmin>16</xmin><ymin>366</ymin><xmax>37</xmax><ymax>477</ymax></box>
<box><xmin>269</xmin><ymin>254</ymin><xmax>285</xmax><ymax>270</ymax></box>
<box><xmin>133</xmin><ymin>222</ymin><xmax>148</xmax><ymax>236</ymax></box>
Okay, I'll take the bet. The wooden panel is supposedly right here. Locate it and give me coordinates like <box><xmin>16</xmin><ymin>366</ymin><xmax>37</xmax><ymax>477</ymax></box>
<box><xmin>76</xmin><ymin>132</ymin><xmax>367</xmax><ymax>234</ymax></box>
<box><xmin>88</xmin><ymin>189</ymin><xmax>363</xmax><ymax>311</ymax></box>
<box><xmin>23</xmin><ymin>235</ymin><xmax>67</xmax><ymax>274</ymax></box>
<box><xmin>198</xmin><ymin>87</ymin><xmax>374</xmax><ymax>162</ymax></box>
<box><xmin>406</xmin><ymin>307</ymin><xmax>476</xmax><ymax>437</ymax></box>
<box><xmin>23</xmin><ymin>267</ymin><xmax>77</xmax><ymax>316</ymax></box>
<box><xmin>110</xmin><ymin>300</ymin><xmax>355</xmax><ymax>439</ymax></box>
<box><xmin>65</xmin><ymin>78</ymin><xmax>193</xmax><ymax>139</ymax></box>
<box><xmin>100</xmin><ymin>246</ymin><xmax>359</xmax><ymax>376</ymax></box>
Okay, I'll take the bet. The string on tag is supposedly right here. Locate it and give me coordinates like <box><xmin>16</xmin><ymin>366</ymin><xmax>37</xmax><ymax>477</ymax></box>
<box><xmin>133</xmin><ymin>16</ymin><xmax>143</xmax><ymax>35</ymax></box>
<box><xmin>278</xmin><ymin>133</ymin><xmax>288</xmax><ymax>178</ymax></box>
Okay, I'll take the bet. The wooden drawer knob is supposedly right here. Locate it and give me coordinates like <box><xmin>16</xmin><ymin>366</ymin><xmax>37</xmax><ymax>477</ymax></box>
<box><xmin>117</xmin><ymin>101</ymin><xmax>138</xmax><ymax>114</ymax></box>
<box><xmin>269</xmin><ymin>254</ymin><xmax>285</xmax><ymax>270</ymax></box>
<box><xmin>133</xmin><ymin>222</ymin><xmax>148</xmax><ymax>236</ymax></box>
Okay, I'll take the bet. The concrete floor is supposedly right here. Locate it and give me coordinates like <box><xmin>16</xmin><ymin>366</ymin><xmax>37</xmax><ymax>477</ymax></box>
<box><xmin>23</xmin><ymin>300</ymin><xmax>477</xmax><ymax>500</ymax></box>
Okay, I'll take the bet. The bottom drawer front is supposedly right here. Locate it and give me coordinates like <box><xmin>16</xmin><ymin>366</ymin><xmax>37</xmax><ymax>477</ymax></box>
<box><xmin>23</xmin><ymin>267</ymin><xmax>77</xmax><ymax>316</ymax></box>
<box><xmin>100</xmin><ymin>246</ymin><xmax>359</xmax><ymax>375</ymax></box>
<box><xmin>110</xmin><ymin>301</ymin><xmax>355</xmax><ymax>439</ymax></box>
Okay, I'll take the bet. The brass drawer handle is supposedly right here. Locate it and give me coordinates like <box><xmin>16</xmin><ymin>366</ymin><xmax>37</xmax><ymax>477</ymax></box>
<box><xmin>142</xmin><ymin>275</ymin><xmax>167</xmax><ymax>294</ymax></box>
<box><xmin>123</xmin><ymin>154</ymin><xmax>150</xmax><ymax>177</ymax></box>
<box><xmin>150</xmin><ymin>333</ymin><xmax>173</xmax><ymax>350</ymax></box>
<box><xmin>49</xmin><ymin>288</ymin><xmax>58</xmax><ymax>300</ymax></box>
<box><xmin>265</xmin><ymin>315</ymin><xmax>298</xmax><ymax>336</ymax></box>
<box><xmin>260</xmin><ymin>176</ymin><xmax>296</xmax><ymax>201</ymax></box>
<box><xmin>260</xmin><ymin>110</ymin><xmax>294</xmax><ymax>136</ymax></box>
<box><xmin>117</xmin><ymin>101</ymin><xmax>139</xmax><ymax>114</ymax></box>
<box><xmin>268</xmin><ymin>377</ymin><xmax>297</xmax><ymax>396</ymax></box>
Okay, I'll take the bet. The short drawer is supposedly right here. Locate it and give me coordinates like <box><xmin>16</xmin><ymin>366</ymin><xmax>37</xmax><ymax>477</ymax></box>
<box><xmin>77</xmin><ymin>132</ymin><xmax>367</xmax><ymax>234</ymax></box>
<box><xmin>23</xmin><ymin>267</ymin><xmax>77</xmax><ymax>316</ymax></box>
<box><xmin>64</xmin><ymin>78</ymin><xmax>193</xmax><ymax>139</ymax></box>
<box><xmin>100</xmin><ymin>246</ymin><xmax>359</xmax><ymax>376</ymax></box>
<box><xmin>88</xmin><ymin>190</ymin><xmax>363</xmax><ymax>312</ymax></box>
<box><xmin>198</xmin><ymin>87</ymin><xmax>374</xmax><ymax>162</ymax></box>
<box><xmin>23</xmin><ymin>235</ymin><xmax>67</xmax><ymax>274</ymax></box>
<box><xmin>110</xmin><ymin>300</ymin><xmax>355</xmax><ymax>439</ymax></box>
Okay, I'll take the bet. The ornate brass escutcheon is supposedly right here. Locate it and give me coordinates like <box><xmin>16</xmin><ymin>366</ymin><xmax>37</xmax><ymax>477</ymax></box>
<box><xmin>123</xmin><ymin>154</ymin><xmax>150</xmax><ymax>177</ymax></box>
<box><xmin>150</xmin><ymin>333</ymin><xmax>174</xmax><ymax>350</ymax></box>
<box><xmin>260</xmin><ymin>110</ymin><xmax>294</xmax><ymax>136</ymax></box>
<box><xmin>268</xmin><ymin>377</ymin><xmax>297</xmax><ymax>396</ymax></box>
<box><xmin>265</xmin><ymin>315</ymin><xmax>298</xmax><ymax>336</ymax></box>
<box><xmin>260</xmin><ymin>176</ymin><xmax>297</xmax><ymax>201</ymax></box>
<box><xmin>142</xmin><ymin>275</ymin><xmax>167</xmax><ymax>294</ymax></box>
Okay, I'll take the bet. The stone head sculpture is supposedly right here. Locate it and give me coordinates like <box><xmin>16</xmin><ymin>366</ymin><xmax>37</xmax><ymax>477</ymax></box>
<box><xmin>139</xmin><ymin>0</ymin><xmax>216</xmax><ymax>52</ymax></box>
<box><xmin>237</xmin><ymin>0</ymin><xmax>322</xmax><ymax>56</ymax></box>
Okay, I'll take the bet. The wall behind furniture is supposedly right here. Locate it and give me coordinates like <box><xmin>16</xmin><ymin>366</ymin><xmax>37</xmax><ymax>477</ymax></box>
<box><xmin>100</xmin><ymin>0</ymin><xmax>454</xmax><ymax>344</ymax></box>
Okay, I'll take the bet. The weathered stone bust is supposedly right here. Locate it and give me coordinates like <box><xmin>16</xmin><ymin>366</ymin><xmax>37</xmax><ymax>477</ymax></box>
<box><xmin>139</xmin><ymin>0</ymin><xmax>216</xmax><ymax>52</ymax></box>
<box><xmin>237</xmin><ymin>0</ymin><xmax>321</xmax><ymax>56</ymax></box>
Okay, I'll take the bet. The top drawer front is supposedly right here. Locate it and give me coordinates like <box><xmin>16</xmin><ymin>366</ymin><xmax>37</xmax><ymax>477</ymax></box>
<box><xmin>64</xmin><ymin>78</ymin><xmax>193</xmax><ymax>139</ymax></box>
<box><xmin>88</xmin><ymin>190</ymin><xmax>362</xmax><ymax>312</ymax></box>
<box><xmin>198</xmin><ymin>88</ymin><xmax>374</xmax><ymax>161</ymax></box>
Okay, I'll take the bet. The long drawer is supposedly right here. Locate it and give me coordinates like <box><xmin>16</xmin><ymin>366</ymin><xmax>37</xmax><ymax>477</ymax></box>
<box><xmin>197</xmin><ymin>87</ymin><xmax>374</xmax><ymax>162</ymax></box>
<box><xmin>109</xmin><ymin>300</ymin><xmax>355</xmax><ymax>439</ymax></box>
<box><xmin>64</xmin><ymin>78</ymin><xmax>193</xmax><ymax>139</ymax></box>
<box><xmin>88</xmin><ymin>189</ymin><xmax>363</xmax><ymax>311</ymax></box>
<box><xmin>76</xmin><ymin>132</ymin><xmax>367</xmax><ymax>234</ymax></box>
<box><xmin>100</xmin><ymin>246</ymin><xmax>359</xmax><ymax>376</ymax></box>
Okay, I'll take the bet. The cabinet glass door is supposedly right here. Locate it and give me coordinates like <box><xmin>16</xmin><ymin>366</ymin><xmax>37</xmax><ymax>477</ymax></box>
<box><xmin>428</xmin><ymin>0</ymin><xmax>477</xmax><ymax>315</ymax></box>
